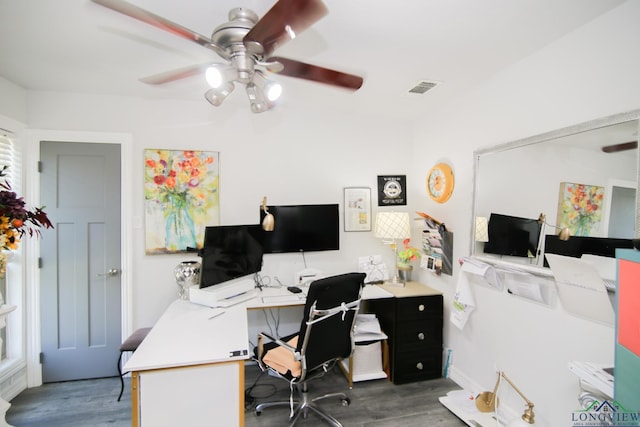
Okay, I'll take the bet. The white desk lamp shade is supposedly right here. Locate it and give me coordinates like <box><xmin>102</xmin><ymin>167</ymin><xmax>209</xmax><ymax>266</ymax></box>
<box><xmin>374</xmin><ymin>212</ymin><xmax>411</xmax><ymax>240</ymax></box>
<box><xmin>475</xmin><ymin>216</ymin><xmax>489</xmax><ymax>242</ymax></box>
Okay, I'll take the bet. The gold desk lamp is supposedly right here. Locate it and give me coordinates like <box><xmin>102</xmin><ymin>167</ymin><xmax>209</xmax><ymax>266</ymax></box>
<box><xmin>476</xmin><ymin>371</ymin><xmax>535</xmax><ymax>426</ymax></box>
<box><xmin>261</xmin><ymin>196</ymin><xmax>274</xmax><ymax>231</ymax></box>
<box><xmin>537</xmin><ymin>213</ymin><xmax>570</xmax><ymax>241</ymax></box>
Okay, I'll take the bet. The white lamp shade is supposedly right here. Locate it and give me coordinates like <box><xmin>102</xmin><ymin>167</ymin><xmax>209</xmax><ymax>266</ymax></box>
<box><xmin>374</xmin><ymin>212</ymin><xmax>410</xmax><ymax>239</ymax></box>
<box><xmin>475</xmin><ymin>216</ymin><xmax>489</xmax><ymax>242</ymax></box>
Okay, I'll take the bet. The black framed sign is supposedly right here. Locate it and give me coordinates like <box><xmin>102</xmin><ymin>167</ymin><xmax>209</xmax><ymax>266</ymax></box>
<box><xmin>377</xmin><ymin>175</ymin><xmax>406</xmax><ymax>206</ymax></box>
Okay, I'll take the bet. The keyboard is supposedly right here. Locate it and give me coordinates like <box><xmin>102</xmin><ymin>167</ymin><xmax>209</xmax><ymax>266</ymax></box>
<box><xmin>217</xmin><ymin>290</ymin><xmax>258</xmax><ymax>307</ymax></box>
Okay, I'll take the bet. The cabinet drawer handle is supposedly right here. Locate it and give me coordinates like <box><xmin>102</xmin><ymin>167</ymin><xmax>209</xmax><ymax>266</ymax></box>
<box><xmin>418</xmin><ymin>304</ymin><xmax>425</xmax><ymax>312</ymax></box>
<box><xmin>417</xmin><ymin>332</ymin><xmax>425</xmax><ymax>340</ymax></box>
<box><xmin>416</xmin><ymin>362</ymin><xmax>424</xmax><ymax>370</ymax></box>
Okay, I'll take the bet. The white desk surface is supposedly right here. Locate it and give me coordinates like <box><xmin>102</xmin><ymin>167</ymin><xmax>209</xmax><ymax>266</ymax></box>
<box><xmin>244</xmin><ymin>283</ymin><xmax>395</xmax><ymax>309</ymax></box>
<box><xmin>124</xmin><ymin>283</ymin><xmax>405</xmax><ymax>373</ymax></box>
<box><xmin>124</xmin><ymin>300</ymin><xmax>249</xmax><ymax>372</ymax></box>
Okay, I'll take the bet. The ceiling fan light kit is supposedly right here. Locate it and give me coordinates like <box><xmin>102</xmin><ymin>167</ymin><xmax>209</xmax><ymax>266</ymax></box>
<box><xmin>92</xmin><ymin>0</ymin><xmax>364</xmax><ymax>113</ymax></box>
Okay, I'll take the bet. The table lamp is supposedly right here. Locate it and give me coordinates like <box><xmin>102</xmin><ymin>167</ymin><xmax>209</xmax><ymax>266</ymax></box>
<box><xmin>537</xmin><ymin>213</ymin><xmax>570</xmax><ymax>241</ymax></box>
<box><xmin>535</xmin><ymin>212</ymin><xmax>570</xmax><ymax>261</ymax></box>
<box><xmin>475</xmin><ymin>216</ymin><xmax>489</xmax><ymax>243</ymax></box>
<box><xmin>261</xmin><ymin>196</ymin><xmax>274</xmax><ymax>231</ymax></box>
<box><xmin>374</xmin><ymin>212</ymin><xmax>411</xmax><ymax>284</ymax></box>
<box><xmin>476</xmin><ymin>371</ymin><xmax>535</xmax><ymax>426</ymax></box>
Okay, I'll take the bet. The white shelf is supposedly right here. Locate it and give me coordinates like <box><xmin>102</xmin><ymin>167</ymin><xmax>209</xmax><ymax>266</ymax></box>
<box><xmin>340</xmin><ymin>359</ymin><xmax>387</xmax><ymax>382</ymax></box>
<box><xmin>439</xmin><ymin>390</ymin><xmax>498</xmax><ymax>427</ymax></box>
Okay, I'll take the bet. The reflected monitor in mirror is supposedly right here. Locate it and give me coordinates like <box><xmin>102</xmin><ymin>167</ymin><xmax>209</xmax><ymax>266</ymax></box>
<box><xmin>543</xmin><ymin>234</ymin><xmax>634</xmax><ymax>267</ymax></box>
<box><xmin>483</xmin><ymin>213</ymin><xmax>542</xmax><ymax>258</ymax></box>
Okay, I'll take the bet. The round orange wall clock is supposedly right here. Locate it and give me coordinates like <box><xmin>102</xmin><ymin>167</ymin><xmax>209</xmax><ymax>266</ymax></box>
<box><xmin>426</xmin><ymin>163</ymin><xmax>454</xmax><ymax>203</ymax></box>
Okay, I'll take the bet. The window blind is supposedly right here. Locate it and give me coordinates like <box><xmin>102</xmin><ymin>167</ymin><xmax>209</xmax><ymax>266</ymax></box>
<box><xmin>0</xmin><ymin>130</ymin><xmax>21</xmax><ymax>193</ymax></box>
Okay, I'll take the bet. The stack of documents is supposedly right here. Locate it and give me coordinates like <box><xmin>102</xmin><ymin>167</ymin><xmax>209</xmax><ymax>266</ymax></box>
<box><xmin>353</xmin><ymin>314</ymin><xmax>387</xmax><ymax>342</ymax></box>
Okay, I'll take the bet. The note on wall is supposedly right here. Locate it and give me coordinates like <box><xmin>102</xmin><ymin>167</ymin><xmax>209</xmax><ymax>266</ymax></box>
<box><xmin>545</xmin><ymin>254</ymin><xmax>614</xmax><ymax>325</ymax></box>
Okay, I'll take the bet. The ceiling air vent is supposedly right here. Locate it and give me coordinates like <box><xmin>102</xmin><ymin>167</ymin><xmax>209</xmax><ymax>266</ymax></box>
<box><xmin>408</xmin><ymin>80</ymin><xmax>438</xmax><ymax>94</ymax></box>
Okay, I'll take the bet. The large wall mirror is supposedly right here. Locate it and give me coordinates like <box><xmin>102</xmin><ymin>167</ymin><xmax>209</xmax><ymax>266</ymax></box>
<box><xmin>471</xmin><ymin>109</ymin><xmax>639</xmax><ymax>269</ymax></box>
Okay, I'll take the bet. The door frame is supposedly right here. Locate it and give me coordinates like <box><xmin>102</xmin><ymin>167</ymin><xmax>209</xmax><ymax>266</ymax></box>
<box><xmin>24</xmin><ymin>129</ymin><xmax>133</xmax><ymax>387</ymax></box>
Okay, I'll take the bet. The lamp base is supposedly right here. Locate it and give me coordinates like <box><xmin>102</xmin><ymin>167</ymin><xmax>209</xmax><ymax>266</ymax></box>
<box><xmin>475</xmin><ymin>391</ymin><xmax>496</xmax><ymax>412</ymax></box>
<box><xmin>387</xmin><ymin>274</ymin><xmax>405</xmax><ymax>287</ymax></box>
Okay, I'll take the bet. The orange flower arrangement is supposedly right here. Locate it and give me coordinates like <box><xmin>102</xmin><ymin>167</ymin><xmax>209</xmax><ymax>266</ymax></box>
<box><xmin>396</xmin><ymin>238</ymin><xmax>421</xmax><ymax>266</ymax></box>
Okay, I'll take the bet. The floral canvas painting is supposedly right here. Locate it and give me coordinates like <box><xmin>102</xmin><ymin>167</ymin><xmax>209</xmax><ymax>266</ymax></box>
<box><xmin>144</xmin><ymin>149</ymin><xmax>219</xmax><ymax>254</ymax></box>
<box><xmin>556</xmin><ymin>182</ymin><xmax>604</xmax><ymax>237</ymax></box>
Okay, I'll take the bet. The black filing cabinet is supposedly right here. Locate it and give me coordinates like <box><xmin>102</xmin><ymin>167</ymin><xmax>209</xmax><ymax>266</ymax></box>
<box><xmin>366</xmin><ymin>283</ymin><xmax>443</xmax><ymax>384</ymax></box>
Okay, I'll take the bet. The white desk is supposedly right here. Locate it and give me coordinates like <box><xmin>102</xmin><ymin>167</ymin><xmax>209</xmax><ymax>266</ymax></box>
<box><xmin>125</xmin><ymin>284</ymin><xmax>395</xmax><ymax>427</ymax></box>
<box><xmin>124</xmin><ymin>301</ymin><xmax>249</xmax><ymax>427</ymax></box>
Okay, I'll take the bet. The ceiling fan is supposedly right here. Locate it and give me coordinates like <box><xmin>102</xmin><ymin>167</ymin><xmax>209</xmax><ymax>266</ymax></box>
<box><xmin>91</xmin><ymin>0</ymin><xmax>364</xmax><ymax>113</ymax></box>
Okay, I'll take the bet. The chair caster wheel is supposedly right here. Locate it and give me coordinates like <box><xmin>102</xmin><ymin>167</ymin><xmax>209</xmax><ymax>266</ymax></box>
<box><xmin>255</xmin><ymin>411</ymin><xmax>262</xmax><ymax>416</ymax></box>
<box><xmin>341</xmin><ymin>397</ymin><xmax>350</xmax><ymax>407</ymax></box>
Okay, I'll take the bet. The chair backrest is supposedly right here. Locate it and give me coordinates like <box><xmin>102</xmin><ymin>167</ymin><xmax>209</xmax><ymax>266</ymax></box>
<box><xmin>295</xmin><ymin>272</ymin><xmax>365</xmax><ymax>374</ymax></box>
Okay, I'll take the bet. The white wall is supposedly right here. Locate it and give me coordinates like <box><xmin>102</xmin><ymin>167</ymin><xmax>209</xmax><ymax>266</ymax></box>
<box><xmin>410</xmin><ymin>1</ymin><xmax>640</xmax><ymax>425</ymax></box>
<box><xmin>23</xmin><ymin>92</ymin><xmax>414</xmax><ymax>328</ymax></box>
<box><xmin>0</xmin><ymin>77</ymin><xmax>27</xmax><ymax>124</ymax></box>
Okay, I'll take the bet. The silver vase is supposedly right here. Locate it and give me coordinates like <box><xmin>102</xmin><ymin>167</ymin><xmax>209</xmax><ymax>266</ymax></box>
<box><xmin>396</xmin><ymin>265</ymin><xmax>413</xmax><ymax>284</ymax></box>
<box><xmin>174</xmin><ymin>261</ymin><xmax>201</xmax><ymax>300</ymax></box>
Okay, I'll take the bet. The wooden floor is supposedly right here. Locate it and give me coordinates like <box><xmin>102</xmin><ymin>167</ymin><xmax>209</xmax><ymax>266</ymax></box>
<box><xmin>6</xmin><ymin>364</ymin><xmax>465</xmax><ymax>427</ymax></box>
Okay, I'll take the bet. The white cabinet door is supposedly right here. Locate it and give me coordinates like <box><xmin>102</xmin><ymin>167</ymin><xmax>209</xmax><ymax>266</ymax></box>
<box><xmin>138</xmin><ymin>362</ymin><xmax>243</xmax><ymax>427</ymax></box>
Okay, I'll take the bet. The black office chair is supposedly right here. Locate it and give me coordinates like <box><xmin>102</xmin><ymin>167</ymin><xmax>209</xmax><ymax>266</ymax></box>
<box><xmin>255</xmin><ymin>272</ymin><xmax>365</xmax><ymax>427</ymax></box>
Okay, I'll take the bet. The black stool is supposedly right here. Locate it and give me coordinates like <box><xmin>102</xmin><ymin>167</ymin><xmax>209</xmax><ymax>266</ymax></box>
<box><xmin>117</xmin><ymin>327</ymin><xmax>151</xmax><ymax>401</ymax></box>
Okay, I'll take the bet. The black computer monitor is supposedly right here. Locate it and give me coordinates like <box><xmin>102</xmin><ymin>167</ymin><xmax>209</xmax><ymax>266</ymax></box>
<box><xmin>198</xmin><ymin>225</ymin><xmax>264</xmax><ymax>288</ymax></box>
<box><xmin>483</xmin><ymin>213</ymin><xmax>542</xmax><ymax>258</ymax></box>
<box><xmin>543</xmin><ymin>234</ymin><xmax>634</xmax><ymax>267</ymax></box>
<box><xmin>259</xmin><ymin>204</ymin><xmax>339</xmax><ymax>253</ymax></box>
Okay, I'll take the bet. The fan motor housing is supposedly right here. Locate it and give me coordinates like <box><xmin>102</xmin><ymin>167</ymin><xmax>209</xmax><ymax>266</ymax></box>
<box><xmin>211</xmin><ymin>8</ymin><xmax>258</xmax><ymax>51</ymax></box>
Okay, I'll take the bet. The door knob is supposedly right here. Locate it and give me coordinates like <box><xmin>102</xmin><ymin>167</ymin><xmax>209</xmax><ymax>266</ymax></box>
<box><xmin>97</xmin><ymin>268</ymin><xmax>120</xmax><ymax>277</ymax></box>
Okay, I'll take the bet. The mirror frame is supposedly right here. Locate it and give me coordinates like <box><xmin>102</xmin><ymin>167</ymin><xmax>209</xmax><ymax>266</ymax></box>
<box><xmin>471</xmin><ymin>109</ymin><xmax>640</xmax><ymax>257</ymax></box>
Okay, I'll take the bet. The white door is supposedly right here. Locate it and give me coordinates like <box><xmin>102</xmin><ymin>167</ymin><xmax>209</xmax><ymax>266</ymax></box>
<box><xmin>40</xmin><ymin>141</ymin><xmax>122</xmax><ymax>382</ymax></box>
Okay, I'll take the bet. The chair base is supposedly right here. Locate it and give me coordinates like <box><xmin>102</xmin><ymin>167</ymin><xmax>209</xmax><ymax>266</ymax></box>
<box><xmin>255</xmin><ymin>384</ymin><xmax>350</xmax><ymax>427</ymax></box>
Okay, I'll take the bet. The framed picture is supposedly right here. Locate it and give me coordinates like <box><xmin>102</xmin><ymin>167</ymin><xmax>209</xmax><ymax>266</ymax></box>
<box><xmin>377</xmin><ymin>175</ymin><xmax>406</xmax><ymax>206</ymax></box>
<box><xmin>144</xmin><ymin>149</ymin><xmax>220</xmax><ymax>254</ymax></box>
<box><xmin>556</xmin><ymin>182</ymin><xmax>604</xmax><ymax>237</ymax></box>
<box><xmin>344</xmin><ymin>187</ymin><xmax>372</xmax><ymax>231</ymax></box>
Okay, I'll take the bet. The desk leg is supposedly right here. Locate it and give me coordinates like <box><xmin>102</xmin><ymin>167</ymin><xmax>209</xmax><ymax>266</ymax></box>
<box><xmin>337</xmin><ymin>357</ymin><xmax>353</xmax><ymax>389</ymax></box>
<box><xmin>381</xmin><ymin>340</ymin><xmax>390</xmax><ymax>380</ymax></box>
<box><xmin>131</xmin><ymin>372</ymin><xmax>139</xmax><ymax>427</ymax></box>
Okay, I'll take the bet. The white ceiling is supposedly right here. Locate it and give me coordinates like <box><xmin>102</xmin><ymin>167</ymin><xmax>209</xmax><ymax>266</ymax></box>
<box><xmin>0</xmin><ymin>0</ymin><xmax>627</xmax><ymax>119</ymax></box>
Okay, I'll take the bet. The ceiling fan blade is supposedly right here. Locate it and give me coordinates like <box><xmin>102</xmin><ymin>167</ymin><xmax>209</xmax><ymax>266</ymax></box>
<box><xmin>91</xmin><ymin>0</ymin><xmax>229</xmax><ymax>59</ymax></box>
<box><xmin>601</xmin><ymin>141</ymin><xmax>638</xmax><ymax>153</ymax></box>
<box><xmin>269</xmin><ymin>57</ymin><xmax>363</xmax><ymax>91</ymax></box>
<box><xmin>243</xmin><ymin>0</ymin><xmax>328</xmax><ymax>57</ymax></box>
<box><xmin>140</xmin><ymin>64</ymin><xmax>214</xmax><ymax>85</ymax></box>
